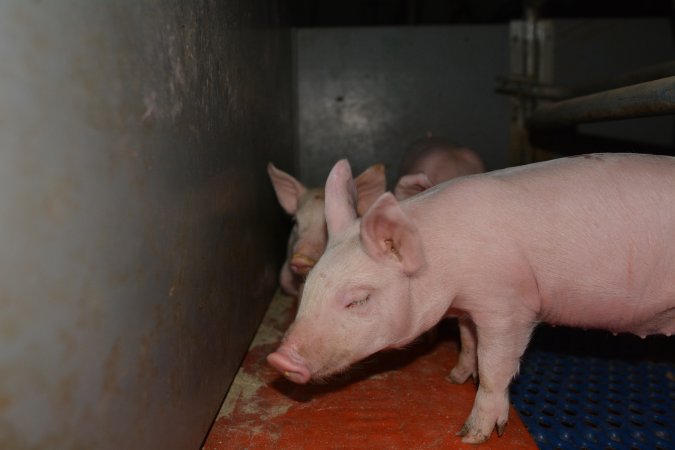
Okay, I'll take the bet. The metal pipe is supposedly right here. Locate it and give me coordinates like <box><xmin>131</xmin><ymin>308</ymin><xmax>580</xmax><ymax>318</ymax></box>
<box><xmin>496</xmin><ymin>60</ymin><xmax>675</xmax><ymax>101</ymax></box>
<box><xmin>564</xmin><ymin>60</ymin><xmax>675</xmax><ymax>98</ymax></box>
<box><xmin>526</xmin><ymin>76</ymin><xmax>675</xmax><ymax>130</ymax></box>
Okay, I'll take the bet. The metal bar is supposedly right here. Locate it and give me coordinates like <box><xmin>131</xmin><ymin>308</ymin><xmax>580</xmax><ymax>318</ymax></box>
<box><xmin>496</xmin><ymin>60</ymin><xmax>675</xmax><ymax>101</ymax></box>
<box><xmin>495</xmin><ymin>76</ymin><xmax>570</xmax><ymax>100</ymax></box>
<box><xmin>564</xmin><ymin>60</ymin><xmax>675</xmax><ymax>98</ymax></box>
<box><xmin>526</xmin><ymin>76</ymin><xmax>675</xmax><ymax>130</ymax></box>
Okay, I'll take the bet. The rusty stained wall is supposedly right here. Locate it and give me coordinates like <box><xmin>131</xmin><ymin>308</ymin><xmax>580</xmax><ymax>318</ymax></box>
<box><xmin>0</xmin><ymin>1</ymin><xmax>292</xmax><ymax>449</ymax></box>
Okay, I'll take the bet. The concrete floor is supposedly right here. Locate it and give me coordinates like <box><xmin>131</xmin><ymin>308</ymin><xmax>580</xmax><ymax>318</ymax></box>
<box><xmin>203</xmin><ymin>291</ymin><xmax>537</xmax><ymax>449</ymax></box>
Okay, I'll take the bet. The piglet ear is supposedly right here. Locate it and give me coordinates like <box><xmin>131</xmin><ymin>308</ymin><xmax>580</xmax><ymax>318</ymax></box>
<box><xmin>355</xmin><ymin>163</ymin><xmax>386</xmax><ymax>216</ymax></box>
<box><xmin>325</xmin><ymin>159</ymin><xmax>358</xmax><ymax>236</ymax></box>
<box><xmin>267</xmin><ymin>163</ymin><xmax>306</xmax><ymax>215</ymax></box>
<box><xmin>393</xmin><ymin>173</ymin><xmax>433</xmax><ymax>200</ymax></box>
<box><xmin>360</xmin><ymin>192</ymin><xmax>425</xmax><ymax>275</ymax></box>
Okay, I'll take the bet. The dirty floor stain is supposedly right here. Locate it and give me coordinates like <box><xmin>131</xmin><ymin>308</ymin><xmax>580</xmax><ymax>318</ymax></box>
<box><xmin>203</xmin><ymin>291</ymin><xmax>537</xmax><ymax>449</ymax></box>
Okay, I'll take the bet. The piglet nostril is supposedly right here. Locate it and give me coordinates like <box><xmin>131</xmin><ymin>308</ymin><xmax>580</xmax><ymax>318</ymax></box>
<box><xmin>267</xmin><ymin>347</ymin><xmax>311</xmax><ymax>384</ymax></box>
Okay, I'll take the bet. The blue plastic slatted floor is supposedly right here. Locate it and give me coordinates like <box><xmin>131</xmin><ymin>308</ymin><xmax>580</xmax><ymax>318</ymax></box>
<box><xmin>510</xmin><ymin>326</ymin><xmax>675</xmax><ymax>450</ymax></box>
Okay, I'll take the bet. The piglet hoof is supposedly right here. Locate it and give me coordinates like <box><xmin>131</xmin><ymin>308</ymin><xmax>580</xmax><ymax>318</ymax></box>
<box><xmin>447</xmin><ymin>366</ymin><xmax>477</xmax><ymax>384</ymax></box>
<box><xmin>456</xmin><ymin>423</ymin><xmax>469</xmax><ymax>437</ymax></box>
<box><xmin>457</xmin><ymin>418</ymin><xmax>507</xmax><ymax>443</ymax></box>
<box><xmin>457</xmin><ymin>424</ymin><xmax>490</xmax><ymax>445</ymax></box>
<box><xmin>496</xmin><ymin>421</ymin><xmax>508</xmax><ymax>437</ymax></box>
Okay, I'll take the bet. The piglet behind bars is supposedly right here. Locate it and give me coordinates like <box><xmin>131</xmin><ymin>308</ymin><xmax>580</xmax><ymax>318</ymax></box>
<box><xmin>268</xmin><ymin>154</ymin><xmax>675</xmax><ymax>443</ymax></box>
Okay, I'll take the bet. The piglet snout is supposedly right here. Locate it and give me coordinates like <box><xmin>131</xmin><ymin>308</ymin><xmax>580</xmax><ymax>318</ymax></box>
<box><xmin>289</xmin><ymin>253</ymin><xmax>317</xmax><ymax>275</ymax></box>
<box><xmin>267</xmin><ymin>345</ymin><xmax>311</xmax><ymax>384</ymax></box>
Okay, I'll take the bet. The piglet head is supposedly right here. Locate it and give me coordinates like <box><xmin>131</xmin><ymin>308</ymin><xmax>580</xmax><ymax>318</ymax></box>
<box><xmin>267</xmin><ymin>159</ymin><xmax>426</xmax><ymax>383</ymax></box>
<box><xmin>267</xmin><ymin>163</ymin><xmax>327</xmax><ymax>299</ymax></box>
<box><xmin>393</xmin><ymin>172</ymin><xmax>434</xmax><ymax>200</ymax></box>
<box><xmin>268</xmin><ymin>163</ymin><xmax>387</xmax><ymax>280</ymax></box>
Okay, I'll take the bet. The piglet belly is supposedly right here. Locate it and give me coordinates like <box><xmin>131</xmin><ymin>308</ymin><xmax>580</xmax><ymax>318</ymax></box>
<box><xmin>537</xmin><ymin>264</ymin><xmax>675</xmax><ymax>336</ymax></box>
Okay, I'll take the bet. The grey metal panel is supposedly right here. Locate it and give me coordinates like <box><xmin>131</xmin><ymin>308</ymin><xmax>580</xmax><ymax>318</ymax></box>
<box><xmin>296</xmin><ymin>26</ymin><xmax>511</xmax><ymax>188</ymax></box>
<box><xmin>0</xmin><ymin>1</ymin><xmax>292</xmax><ymax>449</ymax></box>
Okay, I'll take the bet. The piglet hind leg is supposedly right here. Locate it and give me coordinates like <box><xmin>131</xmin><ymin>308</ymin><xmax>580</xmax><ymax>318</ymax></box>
<box><xmin>448</xmin><ymin>315</ymin><xmax>478</xmax><ymax>384</ymax></box>
<box><xmin>457</xmin><ymin>314</ymin><xmax>535</xmax><ymax>444</ymax></box>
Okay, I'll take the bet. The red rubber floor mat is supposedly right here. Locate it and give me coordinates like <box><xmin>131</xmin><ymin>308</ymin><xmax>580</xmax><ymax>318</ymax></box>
<box><xmin>203</xmin><ymin>291</ymin><xmax>537</xmax><ymax>449</ymax></box>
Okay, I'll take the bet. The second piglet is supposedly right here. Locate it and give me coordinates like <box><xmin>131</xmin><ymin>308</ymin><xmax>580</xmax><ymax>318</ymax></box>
<box><xmin>267</xmin><ymin>162</ymin><xmax>386</xmax><ymax>297</ymax></box>
<box><xmin>395</xmin><ymin>136</ymin><xmax>484</xmax><ymax>200</ymax></box>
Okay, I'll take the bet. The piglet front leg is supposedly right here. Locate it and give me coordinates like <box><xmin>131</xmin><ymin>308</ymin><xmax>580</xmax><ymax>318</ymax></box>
<box><xmin>457</xmin><ymin>312</ymin><xmax>535</xmax><ymax>444</ymax></box>
<box><xmin>448</xmin><ymin>315</ymin><xmax>478</xmax><ymax>384</ymax></box>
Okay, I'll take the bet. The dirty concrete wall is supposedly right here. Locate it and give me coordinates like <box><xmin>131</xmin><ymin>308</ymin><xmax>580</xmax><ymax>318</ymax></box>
<box><xmin>0</xmin><ymin>1</ymin><xmax>291</xmax><ymax>449</ymax></box>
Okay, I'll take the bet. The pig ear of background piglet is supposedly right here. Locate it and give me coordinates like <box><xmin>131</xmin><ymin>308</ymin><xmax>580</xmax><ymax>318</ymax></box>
<box><xmin>360</xmin><ymin>192</ymin><xmax>426</xmax><ymax>275</ymax></box>
<box><xmin>267</xmin><ymin>162</ymin><xmax>307</xmax><ymax>215</ymax></box>
<box><xmin>393</xmin><ymin>173</ymin><xmax>433</xmax><ymax>201</ymax></box>
<box><xmin>325</xmin><ymin>159</ymin><xmax>358</xmax><ymax>236</ymax></box>
<box><xmin>354</xmin><ymin>163</ymin><xmax>387</xmax><ymax>216</ymax></box>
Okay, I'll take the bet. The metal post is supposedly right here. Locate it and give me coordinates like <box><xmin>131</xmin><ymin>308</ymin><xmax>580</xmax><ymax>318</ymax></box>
<box><xmin>507</xmin><ymin>9</ymin><xmax>553</xmax><ymax>165</ymax></box>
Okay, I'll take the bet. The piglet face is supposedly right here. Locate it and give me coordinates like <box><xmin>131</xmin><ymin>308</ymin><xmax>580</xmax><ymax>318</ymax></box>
<box><xmin>267</xmin><ymin>160</ymin><xmax>426</xmax><ymax>383</ymax></box>
<box><xmin>268</xmin><ymin>162</ymin><xmax>387</xmax><ymax>281</ymax></box>
<box><xmin>286</xmin><ymin>230</ymin><xmax>413</xmax><ymax>380</ymax></box>
<box><xmin>289</xmin><ymin>189</ymin><xmax>327</xmax><ymax>275</ymax></box>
